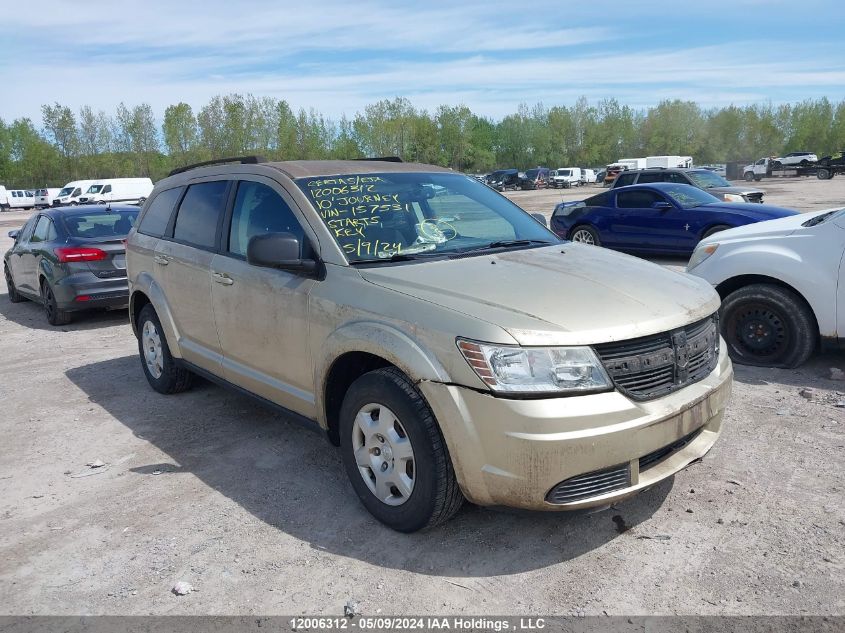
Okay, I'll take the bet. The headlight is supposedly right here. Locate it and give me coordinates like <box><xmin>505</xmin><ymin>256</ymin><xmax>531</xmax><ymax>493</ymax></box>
<box><xmin>687</xmin><ymin>242</ymin><xmax>719</xmax><ymax>270</ymax></box>
<box><xmin>723</xmin><ymin>193</ymin><xmax>744</xmax><ymax>203</ymax></box>
<box><xmin>457</xmin><ymin>339</ymin><xmax>612</xmax><ymax>394</ymax></box>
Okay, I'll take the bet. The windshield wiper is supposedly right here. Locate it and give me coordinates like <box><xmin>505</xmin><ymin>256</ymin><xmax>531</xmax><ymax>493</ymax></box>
<box><xmin>351</xmin><ymin>251</ymin><xmax>444</xmax><ymax>265</ymax></box>
<box><xmin>453</xmin><ymin>239</ymin><xmax>553</xmax><ymax>255</ymax></box>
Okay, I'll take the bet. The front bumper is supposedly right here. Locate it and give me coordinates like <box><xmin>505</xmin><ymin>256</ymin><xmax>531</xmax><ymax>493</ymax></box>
<box><xmin>419</xmin><ymin>344</ymin><xmax>732</xmax><ymax>510</ymax></box>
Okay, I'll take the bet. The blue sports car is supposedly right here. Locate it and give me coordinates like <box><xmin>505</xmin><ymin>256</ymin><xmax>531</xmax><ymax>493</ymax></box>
<box><xmin>550</xmin><ymin>182</ymin><xmax>798</xmax><ymax>255</ymax></box>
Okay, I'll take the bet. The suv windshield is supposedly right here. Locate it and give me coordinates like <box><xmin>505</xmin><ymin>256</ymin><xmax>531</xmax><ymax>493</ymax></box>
<box><xmin>687</xmin><ymin>170</ymin><xmax>731</xmax><ymax>189</ymax></box>
<box><xmin>296</xmin><ymin>172</ymin><xmax>556</xmax><ymax>262</ymax></box>
<box><xmin>662</xmin><ymin>184</ymin><xmax>721</xmax><ymax>209</ymax></box>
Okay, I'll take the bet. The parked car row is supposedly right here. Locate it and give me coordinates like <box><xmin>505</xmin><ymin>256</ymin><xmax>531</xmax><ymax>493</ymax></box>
<box><xmin>482</xmin><ymin>167</ymin><xmax>601</xmax><ymax>191</ymax></box>
<box><xmin>1</xmin><ymin>178</ymin><xmax>153</xmax><ymax>211</ymax></box>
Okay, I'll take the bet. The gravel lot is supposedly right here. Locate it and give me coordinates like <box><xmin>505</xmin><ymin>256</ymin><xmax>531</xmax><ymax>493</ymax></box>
<box><xmin>0</xmin><ymin>177</ymin><xmax>843</xmax><ymax>616</ymax></box>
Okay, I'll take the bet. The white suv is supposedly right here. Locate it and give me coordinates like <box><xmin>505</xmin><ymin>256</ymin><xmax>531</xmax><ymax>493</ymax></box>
<box><xmin>687</xmin><ymin>207</ymin><xmax>845</xmax><ymax>367</ymax></box>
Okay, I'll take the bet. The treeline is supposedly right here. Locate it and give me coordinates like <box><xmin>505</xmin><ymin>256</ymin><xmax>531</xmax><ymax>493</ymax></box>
<box><xmin>2</xmin><ymin>95</ymin><xmax>845</xmax><ymax>188</ymax></box>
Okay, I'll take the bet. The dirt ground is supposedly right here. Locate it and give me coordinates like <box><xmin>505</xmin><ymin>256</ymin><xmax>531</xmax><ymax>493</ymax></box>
<box><xmin>0</xmin><ymin>177</ymin><xmax>844</xmax><ymax>617</ymax></box>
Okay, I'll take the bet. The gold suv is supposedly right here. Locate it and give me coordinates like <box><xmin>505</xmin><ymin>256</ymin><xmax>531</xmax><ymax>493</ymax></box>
<box><xmin>126</xmin><ymin>157</ymin><xmax>733</xmax><ymax>532</ymax></box>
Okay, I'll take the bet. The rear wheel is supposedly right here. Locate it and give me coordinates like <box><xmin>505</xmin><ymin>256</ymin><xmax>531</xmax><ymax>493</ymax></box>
<box><xmin>720</xmin><ymin>284</ymin><xmax>816</xmax><ymax>368</ymax></box>
<box><xmin>569</xmin><ymin>225</ymin><xmax>601</xmax><ymax>246</ymax></box>
<box><xmin>41</xmin><ymin>279</ymin><xmax>72</xmax><ymax>326</ymax></box>
<box><xmin>339</xmin><ymin>367</ymin><xmax>463</xmax><ymax>532</ymax></box>
<box><xmin>817</xmin><ymin>168</ymin><xmax>831</xmax><ymax>180</ymax></box>
<box><xmin>137</xmin><ymin>304</ymin><xmax>193</xmax><ymax>394</ymax></box>
<box><xmin>5</xmin><ymin>266</ymin><xmax>25</xmax><ymax>303</ymax></box>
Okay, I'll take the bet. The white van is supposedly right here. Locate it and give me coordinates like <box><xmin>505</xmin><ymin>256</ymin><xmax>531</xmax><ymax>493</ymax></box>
<box><xmin>34</xmin><ymin>187</ymin><xmax>62</xmax><ymax>208</ymax></box>
<box><xmin>550</xmin><ymin>167</ymin><xmax>583</xmax><ymax>188</ymax></box>
<box><xmin>7</xmin><ymin>190</ymin><xmax>35</xmax><ymax>209</ymax></box>
<box><xmin>581</xmin><ymin>168</ymin><xmax>597</xmax><ymax>184</ymax></box>
<box><xmin>78</xmin><ymin>178</ymin><xmax>153</xmax><ymax>205</ymax></box>
<box><xmin>54</xmin><ymin>180</ymin><xmax>97</xmax><ymax>206</ymax></box>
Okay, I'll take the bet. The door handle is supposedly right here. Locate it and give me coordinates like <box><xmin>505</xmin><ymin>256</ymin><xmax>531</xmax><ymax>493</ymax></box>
<box><xmin>153</xmin><ymin>255</ymin><xmax>170</xmax><ymax>265</ymax></box>
<box><xmin>212</xmin><ymin>272</ymin><xmax>234</xmax><ymax>286</ymax></box>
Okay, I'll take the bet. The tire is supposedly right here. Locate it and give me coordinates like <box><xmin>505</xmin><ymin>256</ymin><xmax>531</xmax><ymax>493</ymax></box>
<box><xmin>569</xmin><ymin>224</ymin><xmax>601</xmax><ymax>246</ymax></box>
<box><xmin>702</xmin><ymin>224</ymin><xmax>731</xmax><ymax>239</ymax></box>
<box><xmin>136</xmin><ymin>304</ymin><xmax>193</xmax><ymax>394</ymax></box>
<box><xmin>720</xmin><ymin>284</ymin><xmax>816</xmax><ymax>368</ymax></box>
<box><xmin>69</xmin><ymin>202</ymin><xmax>78</xmax><ymax>206</ymax></box>
<box><xmin>5</xmin><ymin>266</ymin><xmax>25</xmax><ymax>303</ymax></box>
<box><xmin>754</xmin><ymin>176</ymin><xmax>763</xmax><ymax>182</ymax></box>
<box><xmin>339</xmin><ymin>367</ymin><xmax>464</xmax><ymax>532</ymax></box>
<box><xmin>800</xmin><ymin>159</ymin><xmax>810</xmax><ymax>167</ymax></box>
<box><xmin>744</xmin><ymin>172</ymin><xmax>754</xmax><ymax>182</ymax></box>
<box><xmin>817</xmin><ymin>168</ymin><xmax>831</xmax><ymax>180</ymax></box>
<box><xmin>41</xmin><ymin>279</ymin><xmax>72</xmax><ymax>326</ymax></box>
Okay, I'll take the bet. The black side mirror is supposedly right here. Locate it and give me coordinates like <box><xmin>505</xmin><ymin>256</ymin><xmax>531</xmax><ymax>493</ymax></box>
<box><xmin>530</xmin><ymin>213</ymin><xmax>548</xmax><ymax>227</ymax></box>
<box><xmin>247</xmin><ymin>232</ymin><xmax>318</xmax><ymax>276</ymax></box>
<box><xmin>652</xmin><ymin>201</ymin><xmax>673</xmax><ymax>211</ymax></box>
<box><xmin>8</xmin><ymin>229</ymin><xmax>20</xmax><ymax>240</ymax></box>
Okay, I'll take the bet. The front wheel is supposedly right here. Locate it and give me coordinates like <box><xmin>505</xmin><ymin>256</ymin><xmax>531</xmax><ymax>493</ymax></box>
<box><xmin>339</xmin><ymin>367</ymin><xmax>463</xmax><ymax>532</ymax></box>
<box><xmin>137</xmin><ymin>304</ymin><xmax>193</xmax><ymax>394</ymax></box>
<box><xmin>569</xmin><ymin>225</ymin><xmax>601</xmax><ymax>246</ymax></box>
<box><xmin>817</xmin><ymin>168</ymin><xmax>831</xmax><ymax>180</ymax></box>
<box><xmin>744</xmin><ymin>172</ymin><xmax>754</xmax><ymax>182</ymax></box>
<box><xmin>720</xmin><ymin>284</ymin><xmax>816</xmax><ymax>368</ymax></box>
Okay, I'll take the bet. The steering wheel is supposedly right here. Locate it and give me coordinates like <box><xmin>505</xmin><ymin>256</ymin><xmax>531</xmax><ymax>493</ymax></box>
<box><xmin>416</xmin><ymin>219</ymin><xmax>457</xmax><ymax>243</ymax></box>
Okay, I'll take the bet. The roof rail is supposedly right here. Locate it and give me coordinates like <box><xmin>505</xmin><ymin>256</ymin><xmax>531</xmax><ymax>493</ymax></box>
<box><xmin>353</xmin><ymin>156</ymin><xmax>403</xmax><ymax>163</ymax></box>
<box><xmin>168</xmin><ymin>155</ymin><xmax>267</xmax><ymax>177</ymax></box>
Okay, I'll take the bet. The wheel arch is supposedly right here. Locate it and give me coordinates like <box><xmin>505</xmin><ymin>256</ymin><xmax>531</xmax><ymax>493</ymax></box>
<box><xmin>128</xmin><ymin>273</ymin><xmax>182</xmax><ymax>356</ymax></box>
<box><xmin>318</xmin><ymin>322</ymin><xmax>452</xmax><ymax>445</ymax></box>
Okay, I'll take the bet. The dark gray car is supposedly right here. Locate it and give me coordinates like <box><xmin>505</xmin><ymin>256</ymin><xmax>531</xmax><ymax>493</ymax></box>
<box><xmin>4</xmin><ymin>205</ymin><xmax>139</xmax><ymax>325</ymax></box>
<box><xmin>611</xmin><ymin>167</ymin><xmax>765</xmax><ymax>203</ymax></box>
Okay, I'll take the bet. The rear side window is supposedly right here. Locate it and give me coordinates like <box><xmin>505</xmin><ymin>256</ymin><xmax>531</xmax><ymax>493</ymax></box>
<box><xmin>665</xmin><ymin>172</ymin><xmax>689</xmax><ymax>184</ymax></box>
<box><xmin>637</xmin><ymin>172</ymin><xmax>664</xmax><ymax>183</ymax></box>
<box><xmin>614</xmin><ymin>173</ymin><xmax>636</xmax><ymax>187</ymax></box>
<box><xmin>30</xmin><ymin>216</ymin><xmax>54</xmax><ymax>243</ymax></box>
<box><xmin>138</xmin><ymin>187</ymin><xmax>183</xmax><ymax>237</ymax></box>
<box><xmin>228</xmin><ymin>181</ymin><xmax>304</xmax><ymax>258</ymax></box>
<box><xmin>172</xmin><ymin>181</ymin><xmax>228</xmax><ymax>249</ymax></box>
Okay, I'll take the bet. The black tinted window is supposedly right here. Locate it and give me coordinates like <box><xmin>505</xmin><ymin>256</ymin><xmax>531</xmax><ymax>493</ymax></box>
<box><xmin>614</xmin><ymin>173</ymin><xmax>636</xmax><ymax>187</ymax></box>
<box><xmin>617</xmin><ymin>190</ymin><xmax>664</xmax><ymax>209</ymax></box>
<box><xmin>665</xmin><ymin>172</ymin><xmax>690</xmax><ymax>184</ymax></box>
<box><xmin>584</xmin><ymin>192</ymin><xmax>612</xmax><ymax>207</ymax></box>
<box><xmin>65</xmin><ymin>211</ymin><xmax>139</xmax><ymax>238</ymax></box>
<box><xmin>138</xmin><ymin>187</ymin><xmax>183</xmax><ymax>237</ymax></box>
<box><xmin>228</xmin><ymin>182</ymin><xmax>304</xmax><ymax>257</ymax></box>
<box><xmin>637</xmin><ymin>172</ymin><xmax>665</xmax><ymax>183</ymax></box>
<box><xmin>31</xmin><ymin>216</ymin><xmax>52</xmax><ymax>243</ymax></box>
<box><xmin>173</xmin><ymin>181</ymin><xmax>228</xmax><ymax>249</ymax></box>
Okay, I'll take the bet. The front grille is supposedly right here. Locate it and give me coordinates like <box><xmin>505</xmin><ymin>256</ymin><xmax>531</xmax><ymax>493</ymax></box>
<box><xmin>593</xmin><ymin>314</ymin><xmax>719</xmax><ymax>401</ymax></box>
<box><xmin>638</xmin><ymin>427</ymin><xmax>703</xmax><ymax>471</ymax></box>
<box><xmin>746</xmin><ymin>193</ymin><xmax>763</xmax><ymax>203</ymax></box>
<box><xmin>545</xmin><ymin>463</ymin><xmax>630</xmax><ymax>504</ymax></box>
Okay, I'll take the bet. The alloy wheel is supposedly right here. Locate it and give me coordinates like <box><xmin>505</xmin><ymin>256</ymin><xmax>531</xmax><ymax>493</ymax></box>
<box><xmin>571</xmin><ymin>228</ymin><xmax>596</xmax><ymax>245</ymax></box>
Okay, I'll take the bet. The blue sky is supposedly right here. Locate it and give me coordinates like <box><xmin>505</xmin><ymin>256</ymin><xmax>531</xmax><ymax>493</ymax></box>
<box><xmin>2</xmin><ymin>0</ymin><xmax>844</xmax><ymax>124</ymax></box>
